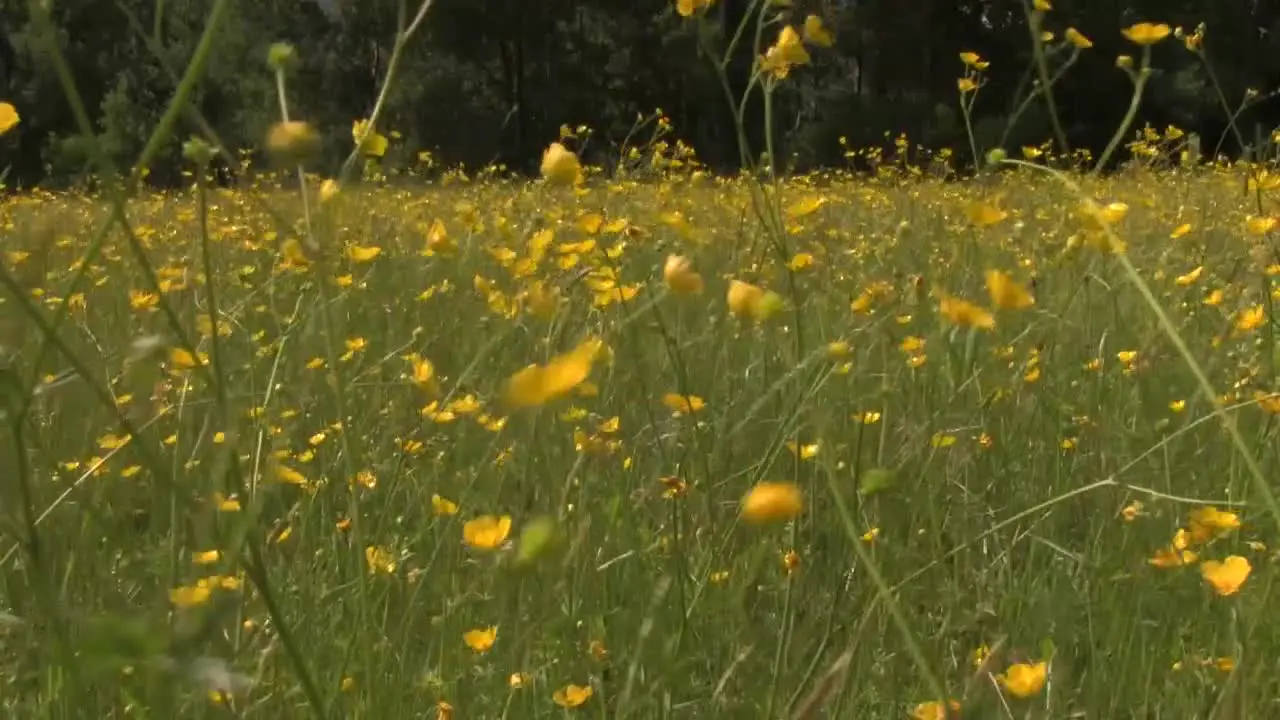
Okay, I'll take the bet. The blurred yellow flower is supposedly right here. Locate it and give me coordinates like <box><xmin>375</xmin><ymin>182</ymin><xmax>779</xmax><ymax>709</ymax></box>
<box><xmin>553</xmin><ymin>683</ymin><xmax>593</xmax><ymax>708</ymax></box>
<box><xmin>504</xmin><ymin>338</ymin><xmax>603</xmax><ymax>409</ymax></box>
<box><xmin>1235</xmin><ymin>305</ymin><xmax>1265</xmax><ymax>332</ymax></box>
<box><xmin>463</xmin><ymin>515</ymin><xmax>512</xmax><ymax>550</ymax></box>
<box><xmin>0</xmin><ymin>101</ymin><xmax>18</xmax><ymax>135</ymax></box>
<box><xmin>353</xmin><ymin>119</ymin><xmax>388</xmax><ymax>157</ymax></box>
<box><xmin>985</xmin><ymin>270</ymin><xmax>1035</xmax><ymax>310</ymax></box>
<box><xmin>663</xmin><ymin>254</ymin><xmax>704</xmax><ymax>295</ymax></box>
<box><xmin>541</xmin><ymin>142</ymin><xmax>582</xmax><ymax>186</ymax></box>
<box><xmin>365</xmin><ymin>545</ymin><xmax>396</xmax><ymax>575</ymax></box>
<box><xmin>1065</xmin><ymin>27</ymin><xmax>1093</xmax><ymax>49</ymax></box>
<box><xmin>432</xmin><ymin>494</ymin><xmax>459</xmax><ymax>516</ymax></box>
<box><xmin>802</xmin><ymin>15</ymin><xmax>833</xmax><ymax>47</ymax></box>
<box><xmin>1201</xmin><ymin>555</ymin><xmax>1251</xmax><ymax>596</ymax></box>
<box><xmin>463</xmin><ymin>626</ymin><xmax>497</xmax><ymax>653</ymax></box>
<box><xmin>939</xmin><ymin>294</ymin><xmax>995</xmax><ymax>330</ymax></box>
<box><xmin>675</xmin><ymin>0</ymin><xmax>715</xmax><ymax>17</ymax></box>
<box><xmin>910</xmin><ymin>700</ymin><xmax>962</xmax><ymax>720</ymax></box>
<box><xmin>760</xmin><ymin>26</ymin><xmax>810</xmax><ymax>78</ymax></box>
<box><xmin>741</xmin><ymin>481</ymin><xmax>803</xmax><ymax>523</ymax></box>
<box><xmin>999</xmin><ymin>661</ymin><xmax>1047</xmax><ymax>698</ymax></box>
<box><xmin>661</xmin><ymin>392</ymin><xmax>705</xmax><ymax>415</ymax></box>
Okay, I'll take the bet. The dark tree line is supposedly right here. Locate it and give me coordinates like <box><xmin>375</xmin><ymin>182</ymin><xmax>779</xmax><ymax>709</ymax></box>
<box><xmin>2</xmin><ymin>0</ymin><xmax>1280</xmax><ymax>187</ymax></box>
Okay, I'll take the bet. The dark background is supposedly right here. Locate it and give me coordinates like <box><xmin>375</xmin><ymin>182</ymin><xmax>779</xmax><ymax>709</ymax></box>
<box><xmin>2</xmin><ymin>0</ymin><xmax>1279</xmax><ymax>187</ymax></box>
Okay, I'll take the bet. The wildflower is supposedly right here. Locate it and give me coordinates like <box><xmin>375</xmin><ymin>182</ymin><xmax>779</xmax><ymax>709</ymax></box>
<box><xmin>266</xmin><ymin>121</ymin><xmax>321</xmax><ymax>165</ymax></box>
<box><xmin>999</xmin><ymin>661</ymin><xmax>1048</xmax><ymax>698</ymax></box>
<box><xmin>432</xmin><ymin>494</ymin><xmax>459</xmax><ymax>516</ymax></box>
<box><xmin>463</xmin><ymin>515</ymin><xmax>512</xmax><ymax>550</ymax></box>
<box><xmin>541</xmin><ymin>142</ymin><xmax>582</xmax><ymax>186</ymax></box>
<box><xmin>1200</xmin><ymin>555</ymin><xmax>1251</xmax><ymax>596</ymax></box>
<box><xmin>1065</xmin><ymin>27</ymin><xmax>1093</xmax><ymax>49</ymax></box>
<box><xmin>663</xmin><ymin>255</ymin><xmax>704</xmax><ymax>295</ymax></box>
<box><xmin>1122</xmin><ymin>22</ymin><xmax>1171</xmax><ymax>46</ymax></box>
<box><xmin>957</xmin><ymin>77</ymin><xmax>978</xmax><ymax>93</ymax></box>
<box><xmin>463</xmin><ymin>626</ymin><xmax>497</xmax><ymax>653</ymax></box>
<box><xmin>1246</xmin><ymin>216</ymin><xmax>1277</xmax><ymax>236</ymax></box>
<box><xmin>1170</xmin><ymin>223</ymin><xmax>1192</xmax><ymax>238</ymax></box>
<box><xmin>436</xmin><ymin>701</ymin><xmax>454</xmax><ymax>719</ymax></box>
<box><xmin>365</xmin><ymin>545</ymin><xmax>396</xmax><ymax>575</ymax></box>
<box><xmin>959</xmin><ymin>52</ymin><xmax>989</xmax><ymax>70</ymax></box>
<box><xmin>760</xmin><ymin>26</ymin><xmax>811</xmax><ymax>78</ymax></box>
<box><xmin>938</xmin><ymin>294</ymin><xmax>995</xmax><ymax>330</ymax></box>
<box><xmin>1175</xmin><ymin>266</ymin><xmax>1203</xmax><ymax>285</ymax></box>
<box><xmin>509</xmin><ymin>673</ymin><xmax>527</xmax><ymax>688</ymax></box>
<box><xmin>675</xmin><ymin>0</ymin><xmax>714</xmax><ymax>17</ymax></box>
<box><xmin>727</xmin><ymin>279</ymin><xmax>765</xmax><ymax>319</ymax></box>
<box><xmin>1235</xmin><ymin>306</ymin><xmax>1265</xmax><ymax>332</ymax></box>
<box><xmin>504</xmin><ymin>338</ymin><xmax>603</xmax><ymax>409</ymax></box>
<box><xmin>352</xmin><ymin>119</ymin><xmax>388</xmax><ymax>157</ymax></box>
<box><xmin>985</xmin><ymin>270</ymin><xmax>1035</xmax><ymax>310</ymax></box>
<box><xmin>966</xmin><ymin>202</ymin><xmax>1007</xmax><ymax>227</ymax></box>
<box><xmin>347</xmin><ymin>245</ymin><xmax>382</xmax><ymax>263</ymax></box>
<box><xmin>1188</xmin><ymin>507</ymin><xmax>1241</xmax><ymax>542</ymax></box>
<box><xmin>1120</xmin><ymin>501</ymin><xmax>1143</xmax><ymax>521</ymax></box>
<box><xmin>0</xmin><ymin>102</ymin><xmax>18</xmax><ymax>135</ymax></box>
<box><xmin>661</xmin><ymin>392</ymin><xmax>705</xmax><ymax>415</ymax></box>
<box><xmin>553</xmin><ymin>683</ymin><xmax>593</xmax><ymax>708</ymax></box>
<box><xmin>802</xmin><ymin>15</ymin><xmax>833</xmax><ymax>47</ymax></box>
<box><xmin>319</xmin><ymin>179</ymin><xmax>340</xmax><ymax>203</ymax></box>
<box><xmin>192</xmin><ymin>550</ymin><xmax>220</xmax><ymax>565</ymax></box>
<box><xmin>910</xmin><ymin>700</ymin><xmax>962</xmax><ymax>720</ymax></box>
<box><xmin>741</xmin><ymin>481</ymin><xmax>803</xmax><ymax>523</ymax></box>
<box><xmin>170</xmin><ymin>584</ymin><xmax>212</xmax><ymax>608</ymax></box>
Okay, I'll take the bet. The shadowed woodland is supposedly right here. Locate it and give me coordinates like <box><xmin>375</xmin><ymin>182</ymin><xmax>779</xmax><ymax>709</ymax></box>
<box><xmin>3</xmin><ymin>0</ymin><xmax>1280</xmax><ymax>186</ymax></box>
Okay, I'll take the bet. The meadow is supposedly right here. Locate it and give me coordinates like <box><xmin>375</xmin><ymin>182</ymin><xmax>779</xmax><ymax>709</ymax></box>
<box><xmin>2</xmin><ymin>9</ymin><xmax>1280</xmax><ymax>718</ymax></box>
<box><xmin>2</xmin><ymin>147</ymin><xmax>1280</xmax><ymax>719</ymax></box>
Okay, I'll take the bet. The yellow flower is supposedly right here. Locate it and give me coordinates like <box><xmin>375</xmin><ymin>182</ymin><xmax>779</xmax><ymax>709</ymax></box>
<box><xmin>192</xmin><ymin>550</ymin><xmax>220</xmax><ymax>565</ymax></box>
<box><xmin>504</xmin><ymin>338</ymin><xmax>603</xmax><ymax>409</ymax></box>
<box><xmin>1065</xmin><ymin>27</ymin><xmax>1093</xmax><ymax>49</ymax></box>
<box><xmin>463</xmin><ymin>626</ymin><xmax>497</xmax><ymax>653</ymax></box>
<box><xmin>727</xmin><ymin>279</ymin><xmax>765</xmax><ymax>319</ymax></box>
<box><xmin>760</xmin><ymin>26</ymin><xmax>811</xmax><ymax>78</ymax></box>
<box><xmin>741</xmin><ymin>481</ymin><xmax>803</xmax><ymax>524</ymax></box>
<box><xmin>1175</xmin><ymin>266</ymin><xmax>1203</xmax><ymax>285</ymax></box>
<box><xmin>675</xmin><ymin>0</ymin><xmax>714</xmax><ymax>17</ymax></box>
<box><xmin>1246</xmin><ymin>216</ymin><xmax>1277</xmax><ymax>235</ymax></box>
<box><xmin>552</xmin><ymin>683</ymin><xmax>593</xmax><ymax>708</ymax></box>
<box><xmin>169</xmin><ymin>584</ymin><xmax>212</xmax><ymax>608</ymax></box>
<box><xmin>463</xmin><ymin>515</ymin><xmax>512</xmax><ymax>550</ymax></box>
<box><xmin>319</xmin><ymin>178</ymin><xmax>340</xmax><ymax>203</ymax></box>
<box><xmin>432</xmin><ymin>494</ymin><xmax>459</xmax><ymax>516</ymax></box>
<box><xmin>436</xmin><ymin>701</ymin><xmax>454</xmax><ymax>719</ymax></box>
<box><xmin>365</xmin><ymin>545</ymin><xmax>396</xmax><ymax>575</ymax></box>
<box><xmin>266</xmin><ymin>121</ymin><xmax>321</xmax><ymax>165</ymax></box>
<box><xmin>347</xmin><ymin>245</ymin><xmax>382</xmax><ymax>263</ymax></box>
<box><xmin>999</xmin><ymin>661</ymin><xmax>1048</xmax><ymax>698</ymax></box>
<box><xmin>0</xmin><ymin>101</ymin><xmax>18</xmax><ymax>135</ymax></box>
<box><xmin>661</xmin><ymin>392</ymin><xmax>705</xmax><ymax>415</ymax></box>
<box><xmin>663</xmin><ymin>255</ymin><xmax>704</xmax><ymax>295</ymax></box>
<box><xmin>959</xmin><ymin>51</ymin><xmax>990</xmax><ymax>70</ymax></box>
<box><xmin>541</xmin><ymin>142</ymin><xmax>582</xmax><ymax>186</ymax></box>
<box><xmin>985</xmin><ymin>270</ymin><xmax>1035</xmax><ymax>310</ymax></box>
<box><xmin>352</xmin><ymin>119</ymin><xmax>388</xmax><ymax>157</ymax></box>
<box><xmin>957</xmin><ymin>77</ymin><xmax>977</xmax><ymax>93</ymax></box>
<box><xmin>938</xmin><ymin>294</ymin><xmax>995</xmax><ymax>330</ymax></box>
<box><xmin>1201</xmin><ymin>555</ymin><xmax>1251</xmax><ymax>596</ymax></box>
<box><xmin>802</xmin><ymin>15</ymin><xmax>833</xmax><ymax>47</ymax></box>
<box><xmin>1235</xmin><ymin>305</ymin><xmax>1266</xmax><ymax>332</ymax></box>
<box><xmin>965</xmin><ymin>201</ymin><xmax>1007</xmax><ymax>226</ymax></box>
<box><xmin>1122</xmin><ymin>22</ymin><xmax>1171</xmax><ymax>46</ymax></box>
<box><xmin>910</xmin><ymin>700</ymin><xmax>962</xmax><ymax>720</ymax></box>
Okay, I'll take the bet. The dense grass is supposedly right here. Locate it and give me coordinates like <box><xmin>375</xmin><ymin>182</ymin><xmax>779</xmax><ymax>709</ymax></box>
<box><xmin>1</xmin><ymin>162</ymin><xmax>1279</xmax><ymax>718</ymax></box>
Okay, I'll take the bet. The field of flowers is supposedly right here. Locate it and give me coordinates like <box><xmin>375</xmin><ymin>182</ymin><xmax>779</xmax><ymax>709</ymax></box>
<box><xmin>3</xmin><ymin>143</ymin><xmax>1280</xmax><ymax>718</ymax></box>
<box><xmin>3</xmin><ymin>7</ymin><xmax>1280</xmax><ymax>717</ymax></box>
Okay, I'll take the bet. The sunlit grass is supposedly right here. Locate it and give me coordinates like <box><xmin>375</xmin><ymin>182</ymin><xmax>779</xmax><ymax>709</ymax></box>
<box><xmin>2</xmin><ymin>158</ymin><xmax>1279</xmax><ymax>716</ymax></box>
